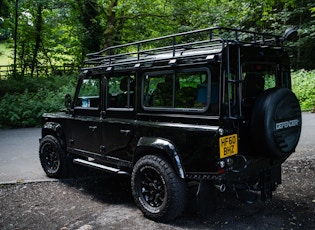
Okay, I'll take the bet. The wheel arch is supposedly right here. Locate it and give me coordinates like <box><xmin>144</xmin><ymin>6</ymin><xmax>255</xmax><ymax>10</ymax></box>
<box><xmin>42</xmin><ymin>122</ymin><xmax>66</xmax><ymax>148</ymax></box>
<box><xmin>134</xmin><ymin>137</ymin><xmax>185</xmax><ymax>179</ymax></box>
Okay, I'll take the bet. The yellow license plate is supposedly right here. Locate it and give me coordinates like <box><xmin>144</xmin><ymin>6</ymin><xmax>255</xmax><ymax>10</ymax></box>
<box><xmin>219</xmin><ymin>134</ymin><xmax>238</xmax><ymax>158</ymax></box>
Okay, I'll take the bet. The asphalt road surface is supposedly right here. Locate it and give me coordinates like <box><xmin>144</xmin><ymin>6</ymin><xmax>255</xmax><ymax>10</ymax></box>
<box><xmin>0</xmin><ymin>128</ymin><xmax>48</xmax><ymax>183</ymax></box>
<box><xmin>0</xmin><ymin>112</ymin><xmax>314</xmax><ymax>184</ymax></box>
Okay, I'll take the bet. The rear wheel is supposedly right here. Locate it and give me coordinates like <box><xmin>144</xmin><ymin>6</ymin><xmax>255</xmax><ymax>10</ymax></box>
<box><xmin>39</xmin><ymin>135</ymin><xmax>67</xmax><ymax>178</ymax></box>
<box><xmin>131</xmin><ymin>155</ymin><xmax>187</xmax><ymax>221</ymax></box>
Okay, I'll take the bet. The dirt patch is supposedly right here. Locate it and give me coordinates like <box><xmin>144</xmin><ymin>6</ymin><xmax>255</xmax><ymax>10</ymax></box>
<box><xmin>1</xmin><ymin>159</ymin><xmax>315</xmax><ymax>230</ymax></box>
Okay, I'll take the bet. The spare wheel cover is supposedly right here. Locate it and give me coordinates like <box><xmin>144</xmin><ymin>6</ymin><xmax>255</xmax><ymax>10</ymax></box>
<box><xmin>250</xmin><ymin>88</ymin><xmax>302</xmax><ymax>159</ymax></box>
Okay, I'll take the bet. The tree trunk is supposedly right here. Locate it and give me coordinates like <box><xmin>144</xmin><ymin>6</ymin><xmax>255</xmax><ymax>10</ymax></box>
<box><xmin>30</xmin><ymin>3</ymin><xmax>43</xmax><ymax>78</ymax></box>
<box><xmin>13</xmin><ymin>0</ymin><xmax>19</xmax><ymax>78</ymax></box>
<box><xmin>76</xmin><ymin>0</ymin><xmax>104</xmax><ymax>54</ymax></box>
<box><xmin>104</xmin><ymin>0</ymin><xmax>118</xmax><ymax>49</ymax></box>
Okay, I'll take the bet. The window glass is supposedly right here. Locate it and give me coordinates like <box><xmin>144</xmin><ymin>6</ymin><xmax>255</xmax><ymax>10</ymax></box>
<box><xmin>143</xmin><ymin>70</ymin><xmax>210</xmax><ymax>110</ymax></box>
<box><xmin>242</xmin><ymin>63</ymin><xmax>276</xmax><ymax>99</ymax></box>
<box><xmin>75</xmin><ymin>78</ymin><xmax>100</xmax><ymax>108</ymax></box>
<box><xmin>143</xmin><ymin>73</ymin><xmax>174</xmax><ymax>107</ymax></box>
<box><xmin>108</xmin><ymin>75</ymin><xmax>134</xmax><ymax>108</ymax></box>
<box><xmin>176</xmin><ymin>72</ymin><xmax>207</xmax><ymax>108</ymax></box>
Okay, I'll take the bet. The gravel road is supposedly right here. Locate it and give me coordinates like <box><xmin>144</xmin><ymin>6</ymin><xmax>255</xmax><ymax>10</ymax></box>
<box><xmin>0</xmin><ymin>158</ymin><xmax>314</xmax><ymax>229</ymax></box>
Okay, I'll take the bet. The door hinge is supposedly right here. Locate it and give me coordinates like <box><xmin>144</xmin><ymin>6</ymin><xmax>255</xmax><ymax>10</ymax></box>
<box><xmin>100</xmin><ymin>145</ymin><xmax>106</xmax><ymax>153</ymax></box>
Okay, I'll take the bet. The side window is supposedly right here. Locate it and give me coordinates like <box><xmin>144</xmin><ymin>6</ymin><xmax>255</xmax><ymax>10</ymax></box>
<box><xmin>108</xmin><ymin>75</ymin><xmax>135</xmax><ymax>108</ymax></box>
<box><xmin>75</xmin><ymin>78</ymin><xmax>100</xmax><ymax>108</ymax></box>
<box><xmin>143</xmin><ymin>69</ymin><xmax>210</xmax><ymax>111</ymax></box>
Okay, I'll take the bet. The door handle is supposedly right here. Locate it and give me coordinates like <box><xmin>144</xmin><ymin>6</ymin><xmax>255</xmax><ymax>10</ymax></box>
<box><xmin>120</xmin><ymin>129</ymin><xmax>131</xmax><ymax>135</ymax></box>
<box><xmin>88</xmin><ymin>126</ymin><xmax>97</xmax><ymax>132</ymax></box>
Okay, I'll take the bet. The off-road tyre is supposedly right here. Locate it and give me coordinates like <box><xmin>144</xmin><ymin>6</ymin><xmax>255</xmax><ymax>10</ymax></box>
<box><xmin>250</xmin><ymin>88</ymin><xmax>302</xmax><ymax>159</ymax></box>
<box><xmin>131</xmin><ymin>155</ymin><xmax>187</xmax><ymax>221</ymax></box>
<box><xmin>39</xmin><ymin>135</ymin><xmax>67</xmax><ymax>178</ymax></box>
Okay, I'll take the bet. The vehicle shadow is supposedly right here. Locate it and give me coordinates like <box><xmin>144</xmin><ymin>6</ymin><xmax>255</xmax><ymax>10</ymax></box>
<box><xmin>61</xmin><ymin>169</ymin><xmax>315</xmax><ymax>229</ymax></box>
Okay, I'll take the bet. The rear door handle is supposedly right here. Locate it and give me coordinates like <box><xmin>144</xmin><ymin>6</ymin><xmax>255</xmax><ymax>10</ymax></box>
<box><xmin>120</xmin><ymin>129</ymin><xmax>131</xmax><ymax>135</ymax></box>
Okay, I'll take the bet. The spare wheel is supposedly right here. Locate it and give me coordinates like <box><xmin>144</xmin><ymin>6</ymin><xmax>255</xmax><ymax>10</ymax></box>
<box><xmin>250</xmin><ymin>88</ymin><xmax>302</xmax><ymax>159</ymax></box>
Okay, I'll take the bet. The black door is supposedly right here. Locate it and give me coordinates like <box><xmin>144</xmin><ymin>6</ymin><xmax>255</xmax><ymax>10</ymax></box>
<box><xmin>101</xmin><ymin>75</ymin><xmax>136</xmax><ymax>161</ymax></box>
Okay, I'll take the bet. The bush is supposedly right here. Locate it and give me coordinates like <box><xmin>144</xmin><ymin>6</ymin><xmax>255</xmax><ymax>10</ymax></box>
<box><xmin>0</xmin><ymin>75</ymin><xmax>76</xmax><ymax>128</ymax></box>
<box><xmin>0</xmin><ymin>75</ymin><xmax>77</xmax><ymax>97</ymax></box>
<box><xmin>291</xmin><ymin>69</ymin><xmax>315</xmax><ymax>111</ymax></box>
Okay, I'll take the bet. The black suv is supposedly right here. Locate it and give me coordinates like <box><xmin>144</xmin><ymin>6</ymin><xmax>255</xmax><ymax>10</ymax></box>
<box><xmin>39</xmin><ymin>27</ymin><xmax>302</xmax><ymax>221</ymax></box>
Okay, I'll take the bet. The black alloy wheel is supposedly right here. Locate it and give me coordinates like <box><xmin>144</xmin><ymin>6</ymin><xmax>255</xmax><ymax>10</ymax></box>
<box><xmin>138</xmin><ymin>165</ymin><xmax>166</xmax><ymax>208</ymax></box>
<box><xmin>41</xmin><ymin>143</ymin><xmax>60</xmax><ymax>174</ymax></box>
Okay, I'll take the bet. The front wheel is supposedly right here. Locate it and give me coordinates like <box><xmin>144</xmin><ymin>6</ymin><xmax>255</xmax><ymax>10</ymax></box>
<box><xmin>131</xmin><ymin>155</ymin><xmax>187</xmax><ymax>221</ymax></box>
<box><xmin>39</xmin><ymin>135</ymin><xmax>67</xmax><ymax>178</ymax></box>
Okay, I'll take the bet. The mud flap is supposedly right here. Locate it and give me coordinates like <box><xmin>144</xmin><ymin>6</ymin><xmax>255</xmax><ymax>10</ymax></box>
<box><xmin>196</xmin><ymin>180</ymin><xmax>217</xmax><ymax>222</ymax></box>
<box><xmin>260</xmin><ymin>166</ymin><xmax>281</xmax><ymax>201</ymax></box>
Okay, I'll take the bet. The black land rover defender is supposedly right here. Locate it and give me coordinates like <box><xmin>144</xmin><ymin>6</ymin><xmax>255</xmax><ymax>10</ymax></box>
<box><xmin>39</xmin><ymin>27</ymin><xmax>302</xmax><ymax>221</ymax></box>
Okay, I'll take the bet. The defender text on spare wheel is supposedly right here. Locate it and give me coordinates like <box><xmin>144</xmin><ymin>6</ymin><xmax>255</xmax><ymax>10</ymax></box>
<box><xmin>39</xmin><ymin>26</ymin><xmax>301</xmax><ymax>221</ymax></box>
<box><xmin>276</xmin><ymin>119</ymin><xmax>300</xmax><ymax>130</ymax></box>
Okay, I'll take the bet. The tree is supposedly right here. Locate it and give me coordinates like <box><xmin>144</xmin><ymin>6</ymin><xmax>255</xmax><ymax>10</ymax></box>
<box><xmin>0</xmin><ymin>0</ymin><xmax>12</xmax><ymax>41</ymax></box>
<box><xmin>287</xmin><ymin>0</ymin><xmax>315</xmax><ymax>69</ymax></box>
<box><xmin>3</xmin><ymin>0</ymin><xmax>315</xmax><ymax>75</ymax></box>
<box><xmin>11</xmin><ymin>0</ymin><xmax>83</xmax><ymax>76</ymax></box>
<box><xmin>30</xmin><ymin>2</ymin><xmax>43</xmax><ymax>77</ymax></box>
<box><xmin>103</xmin><ymin>0</ymin><xmax>118</xmax><ymax>48</ymax></box>
<box><xmin>75</xmin><ymin>0</ymin><xmax>104</xmax><ymax>56</ymax></box>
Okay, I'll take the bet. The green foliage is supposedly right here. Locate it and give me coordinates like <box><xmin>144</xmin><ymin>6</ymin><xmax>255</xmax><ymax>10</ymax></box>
<box><xmin>0</xmin><ymin>42</ymin><xmax>12</xmax><ymax>64</ymax></box>
<box><xmin>0</xmin><ymin>75</ymin><xmax>77</xmax><ymax>128</ymax></box>
<box><xmin>291</xmin><ymin>69</ymin><xmax>315</xmax><ymax>111</ymax></box>
<box><xmin>0</xmin><ymin>75</ymin><xmax>76</xmax><ymax>97</ymax></box>
<box><xmin>2</xmin><ymin>0</ymin><xmax>315</xmax><ymax>70</ymax></box>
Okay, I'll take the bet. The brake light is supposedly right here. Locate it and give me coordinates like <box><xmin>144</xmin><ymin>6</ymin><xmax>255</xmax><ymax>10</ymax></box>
<box><xmin>218</xmin><ymin>168</ymin><xmax>225</xmax><ymax>174</ymax></box>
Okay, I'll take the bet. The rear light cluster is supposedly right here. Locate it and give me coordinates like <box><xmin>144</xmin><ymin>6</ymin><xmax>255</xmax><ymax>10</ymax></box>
<box><xmin>217</xmin><ymin>157</ymin><xmax>234</xmax><ymax>174</ymax></box>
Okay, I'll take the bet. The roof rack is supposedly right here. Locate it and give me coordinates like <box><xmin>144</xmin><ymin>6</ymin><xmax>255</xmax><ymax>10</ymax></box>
<box><xmin>84</xmin><ymin>27</ymin><xmax>283</xmax><ymax>68</ymax></box>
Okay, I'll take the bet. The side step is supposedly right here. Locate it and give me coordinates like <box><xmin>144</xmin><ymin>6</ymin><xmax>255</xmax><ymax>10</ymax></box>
<box><xmin>73</xmin><ymin>158</ymin><xmax>130</xmax><ymax>175</ymax></box>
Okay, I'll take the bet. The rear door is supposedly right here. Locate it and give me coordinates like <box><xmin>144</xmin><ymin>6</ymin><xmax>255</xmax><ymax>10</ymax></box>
<box><xmin>101</xmin><ymin>74</ymin><xmax>136</xmax><ymax>161</ymax></box>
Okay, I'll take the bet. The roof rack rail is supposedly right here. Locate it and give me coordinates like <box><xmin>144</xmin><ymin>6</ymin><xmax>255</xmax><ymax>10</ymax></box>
<box><xmin>84</xmin><ymin>27</ymin><xmax>283</xmax><ymax>68</ymax></box>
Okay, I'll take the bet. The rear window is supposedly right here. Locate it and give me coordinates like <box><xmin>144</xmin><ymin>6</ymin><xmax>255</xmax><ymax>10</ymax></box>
<box><xmin>242</xmin><ymin>63</ymin><xmax>277</xmax><ymax>99</ymax></box>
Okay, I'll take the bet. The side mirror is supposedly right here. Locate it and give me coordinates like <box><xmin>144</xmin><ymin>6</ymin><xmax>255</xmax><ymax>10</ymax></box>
<box><xmin>64</xmin><ymin>94</ymin><xmax>72</xmax><ymax>111</ymax></box>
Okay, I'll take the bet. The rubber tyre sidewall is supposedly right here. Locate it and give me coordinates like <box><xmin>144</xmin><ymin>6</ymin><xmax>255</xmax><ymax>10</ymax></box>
<box><xmin>39</xmin><ymin>135</ymin><xmax>67</xmax><ymax>178</ymax></box>
<box><xmin>131</xmin><ymin>155</ymin><xmax>187</xmax><ymax>222</ymax></box>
